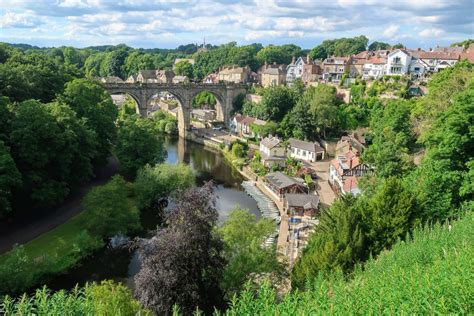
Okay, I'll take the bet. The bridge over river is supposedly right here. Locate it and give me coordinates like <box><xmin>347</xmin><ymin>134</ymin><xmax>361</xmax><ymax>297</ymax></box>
<box><xmin>103</xmin><ymin>82</ymin><xmax>247</xmax><ymax>138</ymax></box>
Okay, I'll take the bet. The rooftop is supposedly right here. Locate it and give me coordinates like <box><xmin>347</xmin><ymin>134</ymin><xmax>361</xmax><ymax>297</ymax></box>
<box><xmin>289</xmin><ymin>138</ymin><xmax>324</xmax><ymax>153</ymax></box>
<box><xmin>286</xmin><ymin>193</ymin><xmax>320</xmax><ymax>210</ymax></box>
<box><xmin>265</xmin><ymin>172</ymin><xmax>305</xmax><ymax>190</ymax></box>
<box><xmin>260</xmin><ymin>136</ymin><xmax>282</xmax><ymax>149</ymax></box>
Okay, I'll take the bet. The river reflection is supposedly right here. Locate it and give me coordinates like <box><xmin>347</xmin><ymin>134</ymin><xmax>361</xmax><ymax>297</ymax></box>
<box><xmin>46</xmin><ymin>137</ymin><xmax>259</xmax><ymax>291</ymax></box>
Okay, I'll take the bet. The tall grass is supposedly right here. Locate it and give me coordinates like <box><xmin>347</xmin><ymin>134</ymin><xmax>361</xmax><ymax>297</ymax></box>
<box><xmin>0</xmin><ymin>281</ymin><xmax>150</xmax><ymax>315</ymax></box>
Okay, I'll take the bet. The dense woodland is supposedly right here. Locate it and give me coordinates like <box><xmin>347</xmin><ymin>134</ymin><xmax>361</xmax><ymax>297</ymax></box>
<box><xmin>0</xmin><ymin>39</ymin><xmax>472</xmax><ymax>314</ymax></box>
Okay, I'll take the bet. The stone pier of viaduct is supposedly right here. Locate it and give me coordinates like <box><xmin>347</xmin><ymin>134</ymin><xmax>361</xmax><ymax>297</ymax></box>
<box><xmin>103</xmin><ymin>82</ymin><xmax>247</xmax><ymax>138</ymax></box>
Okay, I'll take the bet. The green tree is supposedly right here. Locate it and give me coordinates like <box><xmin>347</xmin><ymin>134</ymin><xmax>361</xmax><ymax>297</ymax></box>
<box><xmin>134</xmin><ymin>163</ymin><xmax>195</xmax><ymax>212</ymax></box>
<box><xmin>392</xmin><ymin>43</ymin><xmax>405</xmax><ymax>49</ymax></box>
<box><xmin>0</xmin><ymin>51</ymin><xmax>75</xmax><ymax>103</ymax></box>
<box><xmin>0</xmin><ymin>141</ymin><xmax>21</xmax><ymax>217</ymax></box>
<box><xmin>279</xmin><ymin>99</ymin><xmax>317</xmax><ymax>140</ymax></box>
<box><xmin>310</xmin><ymin>36</ymin><xmax>368</xmax><ymax>59</ymax></box>
<box><xmin>292</xmin><ymin>195</ymin><xmax>367</xmax><ymax>289</ymax></box>
<box><xmin>256</xmin><ymin>44</ymin><xmax>302</xmax><ymax>65</ymax></box>
<box><xmin>118</xmin><ymin>96</ymin><xmax>138</xmax><ymax>120</ymax></box>
<box><xmin>250</xmin><ymin>121</ymin><xmax>278</xmax><ymax>138</ymax></box>
<box><xmin>58</xmin><ymin>78</ymin><xmax>118</xmax><ymax>165</ymax></box>
<box><xmin>362</xmin><ymin>177</ymin><xmax>421</xmax><ymax>255</ymax></box>
<box><xmin>409</xmin><ymin>79</ymin><xmax>474</xmax><ymax>221</ymax></box>
<box><xmin>115</xmin><ymin>117</ymin><xmax>166</xmax><ymax>178</ymax></box>
<box><xmin>306</xmin><ymin>84</ymin><xmax>340</xmax><ymax>138</ymax></box>
<box><xmin>174</xmin><ymin>60</ymin><xmax>194</xmax><ymax>78</ymax></box>
<box><xmin>219</xmin><ymin>208</ymin><xmax>286</xmax><ymax>298</ymax></box>
<box><xmin>368</xmin><ymin>41</ymin><xmax>391</xmax><ymax>51</ymax></box>
<box><xmin>0</xmin><ymin>96</ymin><xmax>13</xmax><ymax>142</ymax></box>
<box><xmin>62</xmin><ymin>46</ymin><xmax>83</xmax><ymax>67</ymax></box>
<box><xmin>46</xmin><ymin>102</ymin><xmax>98</xmax><ymax>186</ymax></box>
<box><xmin>83</xmin><ymin>175</ymin><xmax>140</xmax><ymax>237</ymax></box>
<box><xmin>247</xmin><ymin>86</ymin><xmax>296</xmax><ymax>121</ymax></box>
<box><xmin>363</xmin><ymin>100</ymin><xmax>415</xmax><ymax>178</ymax></box>
<box><xmin>9</xmin><ymin>100</ymin><xmax>87</xmax><ymax>207</ymax></box>
<box><xmin>192</xmin><ymin>91</ymin><xmax>216</xmax><ymax>109</ymax></box>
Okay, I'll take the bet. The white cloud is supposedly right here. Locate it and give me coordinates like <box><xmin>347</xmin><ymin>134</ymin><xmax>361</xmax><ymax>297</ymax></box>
<box><xmin>0</xmin><ymin>0</ymin><xmax>471</xmax><ymax>48</ymax></box>
<box><xmin>419</xmin><ymin>27</ymin><xmax>446</xmax><ymax>38</ymax></box>
<box><xmin>382</xmin><ymin>25</ymin><xmax>399</xmax><ymax>39</ymax></box>
<box><xmin>0</xmin><ymin>11</ymin><xmax>44</xmax><ymax>28</ymax></box>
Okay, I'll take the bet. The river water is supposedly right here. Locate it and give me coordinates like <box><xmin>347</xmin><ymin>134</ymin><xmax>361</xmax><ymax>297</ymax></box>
<box><xmin>45</xmin><ymin>137</ymin><xmax>259</xmax><ymax>291</ymax></box>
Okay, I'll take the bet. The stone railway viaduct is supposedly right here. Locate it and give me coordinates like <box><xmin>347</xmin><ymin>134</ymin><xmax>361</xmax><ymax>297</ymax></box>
<box><xmin>103</xmin><ymin>82</ymin><xmax>247</xmax><ymax>138</ymax></box>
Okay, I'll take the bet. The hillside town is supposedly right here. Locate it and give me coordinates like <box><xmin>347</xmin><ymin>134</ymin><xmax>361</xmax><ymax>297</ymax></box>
<box><xmin>102</xmin><ymin>44</ymin><xmax>474</xmax><ymax>88</ymax></box>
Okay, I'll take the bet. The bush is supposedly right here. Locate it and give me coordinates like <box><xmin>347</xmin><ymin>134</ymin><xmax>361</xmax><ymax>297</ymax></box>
<box><xmin>83</xmin><ymin>175</ymin><xmax>140</xmax><ymax>237</ymax></box>
<box><xmin>164</xmin><ymin>121</ymin><xmax>177</xmax><ymax>134</ymax></box>
<box><xmin>231</xmin><ymin>143</ymin><xmax>244</xmax><ymax>158</ymax></box>
<box><xmin>134</xmin><ymin>164</ymin><xmax>195</xmax><ymax>212</ymax></box>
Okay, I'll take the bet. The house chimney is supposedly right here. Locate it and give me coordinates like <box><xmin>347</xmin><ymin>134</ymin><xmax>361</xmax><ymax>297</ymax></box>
<box><xmin>307</xmin><ymin>54</ymin><xmax>311</xmax><ymax>62</ymax></box>
<box><xmin>417</xmin><ymin>48</ymin><xmax>421</xmax><ymax>51</ymax></box>
<box><xmin>291</xmin><ymin>56</ymin><xmax>296</xmax><ymax>64</ymax></box>
<box><xmin>273</xmin><ymin>61</ymin><xmax>276</xmax><ymax>65</ymax></box>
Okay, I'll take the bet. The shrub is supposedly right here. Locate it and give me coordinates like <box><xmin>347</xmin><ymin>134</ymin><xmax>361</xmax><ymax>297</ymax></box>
<box><xmin>134</xmin><ymin>164</ymin><xmax>195</xmax><ymax>212</ymax></box>
<box><xmin>0</xmin><ymin>281</ymin><xmax>150</xmax><ymax>315</ymax></box>
<box><xmin>83</xmin><ymin>175</ymin><xmax>140</xmax><ymax>237</ymax></box>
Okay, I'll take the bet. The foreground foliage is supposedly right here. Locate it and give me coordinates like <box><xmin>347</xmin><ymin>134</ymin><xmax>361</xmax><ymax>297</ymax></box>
<box><xmin>0</xmin><ymin>280</ymin><xmax>149</xmax><ymax>315</ymax></box>
<box><xmin>219</xmin><ymin>208</ymin><xmax>286</xmax><ymax>299</ymax></box>
<box><xmin>224</xmin><ymin>211</ymin><xmax>474</xmax><ymax>315</ymax></box>
<box><xmin>134</xmin><ymin>183</ymin><xmax>225</xmax><ymax>315</ymax></box>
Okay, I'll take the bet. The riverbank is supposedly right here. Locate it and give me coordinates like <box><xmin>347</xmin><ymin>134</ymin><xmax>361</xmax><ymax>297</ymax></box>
<box><xmin>0</xmin><ymin>156</ymin><xmax>119</xmax><ymax>255</ymax></box>
<box><xmin>188</xmin><ymin>131</ymin><xmax>292</xmax><ymax>257</ymax></box>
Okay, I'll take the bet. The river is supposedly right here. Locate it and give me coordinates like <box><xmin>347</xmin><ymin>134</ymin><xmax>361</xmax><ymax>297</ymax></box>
<box><xmin>45</xmin><ymin>136</ymin><xmax>259</xmax><ymax>291</ymax></box>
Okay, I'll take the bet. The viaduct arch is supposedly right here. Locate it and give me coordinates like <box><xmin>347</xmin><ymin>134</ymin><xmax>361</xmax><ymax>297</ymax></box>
<box><xmin>103</xmin><ymin>82</ymin><xmax>247</xmax><ymax>138</ymax></box>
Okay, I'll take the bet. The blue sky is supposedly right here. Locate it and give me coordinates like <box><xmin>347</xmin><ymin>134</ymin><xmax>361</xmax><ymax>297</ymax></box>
<box><xmin>0</xmin><ymin>0</ymin><xmax>473</xmax><ymax>49</ymax></box>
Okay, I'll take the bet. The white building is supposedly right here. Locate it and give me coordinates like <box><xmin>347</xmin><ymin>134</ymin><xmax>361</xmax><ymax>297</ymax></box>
<box><xmin>288</xmin><ymin>138</ymin><xmax>325</xmax><ymax>162</ymax></box>
<box><xmin>386</xmin><ymin>49</ymin><xmax>412</xmax><ymax>75</ymax></box>
<box><xmin>362</xmin><ymin>57</ymin><xmax>387</xmax><ymax>79</ymax></box>
<box><xmin>259</xmin><ymin>136</ymin><xmax>286</xmax><ymax>167</ymax></box>
<box><xmin>286</xmin><ymin>55</ymin><xmax>312</xmax><ymax>84</ymax></box>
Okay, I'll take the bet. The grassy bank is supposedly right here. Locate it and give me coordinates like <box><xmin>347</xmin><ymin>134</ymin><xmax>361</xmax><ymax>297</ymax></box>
<box><xmin>223</xmin><ymin>211</ymin><xmax>474</xmax><ymax>314</ymax></box>
<box><xmin>0</xmin><ymin>177</ymin><xmax>139</xmax><ymax>296</ymax></box>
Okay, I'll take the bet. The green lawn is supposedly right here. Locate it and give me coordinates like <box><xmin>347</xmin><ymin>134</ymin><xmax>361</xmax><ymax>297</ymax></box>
<box><xmin>15</xmin><ymin>212</ymin><xmax>88</xmax><ymax>260</ymax></box>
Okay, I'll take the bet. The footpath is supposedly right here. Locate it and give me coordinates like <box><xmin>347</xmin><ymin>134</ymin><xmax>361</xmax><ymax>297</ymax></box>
<box><xmin>0</xmin><ymin>157</ymin><xmax>119</xmax><ymax>254</ymax></box>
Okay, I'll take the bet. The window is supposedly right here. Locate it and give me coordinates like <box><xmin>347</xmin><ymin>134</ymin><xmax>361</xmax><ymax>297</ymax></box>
<box><xmin>394</xmin><ymin>57</ymin><xmax>401</xmax><ymax>64</ymax></box>
<box><xmin>302</xmin><ymin>150</ymin><xmax>306</xmax><ymax>156</ymax></box>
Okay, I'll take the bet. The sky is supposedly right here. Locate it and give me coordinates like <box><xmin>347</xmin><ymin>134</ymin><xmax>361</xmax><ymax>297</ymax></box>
<box><xmin>0</xmin><ymin>0</ymin><xmax>473</xmax><ymax>49</ymax></box>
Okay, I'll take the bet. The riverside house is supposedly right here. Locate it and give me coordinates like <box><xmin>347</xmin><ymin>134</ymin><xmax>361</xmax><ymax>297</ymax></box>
<box><xmin>288</xmin><ymin>138</ymin><xmax>325</xmax><ymax>162</ymax></box>
<box><xmin>231</xmin><ymin>114</ymin><xmax>266</xmax><ymax>138</ymax></box>
<box><xmin>284</xmin><ymin>193</ymin><xmax>320</xmax><ymax>217</ymax></box>
<box><xmin>329</xmin><ymin>149</ymin><xmax>371</xmax><ymax>196</ymax></box>
<box><xmin>264</xmin><ymin>172</ymin><xmax>308</xmax><ymax>200</ymax></box>
<box><xmin>259</xmin><ymin>136</ymin><xmax>287</xmax><ymax>167</ymax></box>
